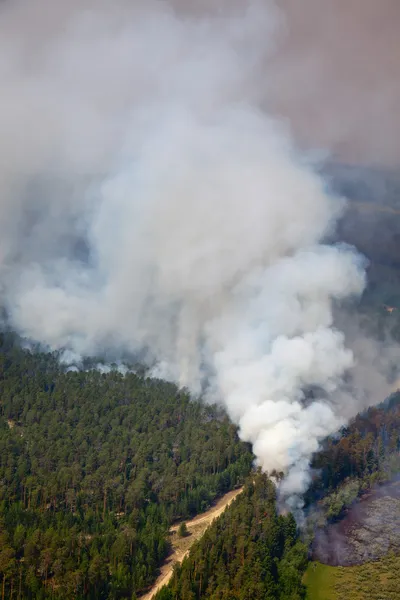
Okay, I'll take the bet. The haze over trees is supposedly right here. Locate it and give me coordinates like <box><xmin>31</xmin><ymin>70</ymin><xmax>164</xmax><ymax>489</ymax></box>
<box><xmin>0</xmin><ymin>333</ymin><xmax>252</xmax><ymax>599</ymax></box>
<box><xmin>305</xmin><ymin>392</ymin><xmax>400</xmax><ymax>516</ymax></box>
<box><xmin>304</xmin><ymin>395</ymin><xmax>400</xmax><ymax>598</ymax></box>
<box><xmin>152</xmin><ymin>396</ymin><xmax>400</xmax><ymax>600</ymax></box>
<box><xmin>1</xmin><ymin>322</ymin><xmax>400</xmax><ymax>599</ymax></box>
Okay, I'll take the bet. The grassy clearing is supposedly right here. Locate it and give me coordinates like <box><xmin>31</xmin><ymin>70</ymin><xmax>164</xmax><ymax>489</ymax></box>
<box><xmin>305</xmin><ymin>554</ymin><xmax>400</xmax><ymax>600</ymax></box>
<box><xmin>304</xmin><ymin>563</ymin><xmax>337</xmax><ymax>600</ymax></box>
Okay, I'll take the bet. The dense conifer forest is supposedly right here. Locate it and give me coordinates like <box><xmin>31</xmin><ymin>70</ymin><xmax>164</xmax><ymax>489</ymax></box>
<box><xmin>0</xmin><ymin>334</ymin><xmax>252</xmax><ymax>599</ymax></box>
<box><xmin>152</xmin><ymin>393</ymin><xmax>400</xmax><ymax>600</ymax></box>
<box><xmin>2</xmin><ymin>327</ymin><xmax>400</xmax><ymax>600</ymax></box>
<box><xmin>154</xmin><ymin>473</ymin><xmax>308</xmax><ymax>600</ymax></box>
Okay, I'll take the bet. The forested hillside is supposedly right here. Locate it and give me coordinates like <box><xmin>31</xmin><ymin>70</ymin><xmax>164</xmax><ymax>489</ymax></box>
<box><xmin>304</xmin><ymin>393</ymin><xmax>400</xmax><ymax>517</ymax></box>
<box><xmin>303</xmin><ymin>397</ymin><xmax>400</xmax><ymax>597</ymax></box>
<box><xmin>2</xmin><ymin>319</ymin><xmax>400</xmax><ymax>599</ymax></box>
<box><xmin>152</xmin><ymin>396</ymin><xmax>400</xmax><ymax>600</ymax></box>
<box><xmin>155</xmin><ymin>473</ymin><xmax>308</xmax><ymax>600</ymax></box>
<box><xmin>0</xmin><ymin>334</ymin><xmax>252</xmax><ymax>599</ymax></box>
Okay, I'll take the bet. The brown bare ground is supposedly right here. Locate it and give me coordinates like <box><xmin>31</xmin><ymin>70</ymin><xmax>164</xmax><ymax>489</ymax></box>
<box><xmin>140</xmin><ymin>487</ymin><xmax>243</xmax><ymax>600</ymax></box>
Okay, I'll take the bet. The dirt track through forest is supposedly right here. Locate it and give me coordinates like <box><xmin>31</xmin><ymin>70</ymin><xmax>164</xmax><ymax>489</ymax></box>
<box><xmin>141</xmin><ymin>487</ymin><xmax>243</xmax><ymax>600</ymax></box>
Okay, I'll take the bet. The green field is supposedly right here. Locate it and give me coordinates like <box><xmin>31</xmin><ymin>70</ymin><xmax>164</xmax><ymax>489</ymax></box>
<box><xmin>304</xmin><ymin>554</ymin><xmax>400</xmax><ymax>600</ymax></box>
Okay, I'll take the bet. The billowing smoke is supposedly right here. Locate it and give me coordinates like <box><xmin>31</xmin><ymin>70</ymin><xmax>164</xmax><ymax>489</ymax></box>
<box><xmin>0</xmin><ymin>0</ymin><xmax>388</xmax><ymax>501</ymax></box>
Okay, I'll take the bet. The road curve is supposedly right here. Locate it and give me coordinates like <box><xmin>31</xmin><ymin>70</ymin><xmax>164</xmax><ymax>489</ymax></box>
<box><xmin>141</xmin><ymin>487</ymin><xmax>244</xmax><ymax>600</ymax></box>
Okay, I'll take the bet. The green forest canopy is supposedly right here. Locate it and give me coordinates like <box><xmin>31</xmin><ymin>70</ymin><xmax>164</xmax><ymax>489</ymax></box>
<box><xmin>155</xmin><ymin>473</ymin><xmax>308</xmax><ymax>600</ymax></box>
<box><xmin>1</xmin><ymin>329</ymin><xmax>400</xmax><ymax>600</ymax></box>
<box><xmin>0</xmin><ymin>333</ymin><xmax>252</xmax><ymax>599</ymax></box>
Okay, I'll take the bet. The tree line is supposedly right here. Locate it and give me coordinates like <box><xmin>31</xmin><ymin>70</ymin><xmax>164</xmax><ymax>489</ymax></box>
<box><xmin>0</xmin><ymin>333</ymin><xmax>252</xmax><ymax>599</ymax></box>
<box><xmin>155</xmin><ymin>473</ymin><xmax>308</xmax><ymax>600</ymax></box>
<box><xmin>305</xmin><ymin>392</ymin><xmax>400</xmax><ymax>510</ymax></box>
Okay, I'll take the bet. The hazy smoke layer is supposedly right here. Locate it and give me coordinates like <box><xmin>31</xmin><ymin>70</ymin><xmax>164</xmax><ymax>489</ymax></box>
<box><xmin>267</xmin><ymin>0</ymin><xmax>400</xmax><ymax>168</ymax></box>
<box><xmin>0</xmin><ymin>0</ymin><xmax>373</xmax><ymax>499</ymax></box>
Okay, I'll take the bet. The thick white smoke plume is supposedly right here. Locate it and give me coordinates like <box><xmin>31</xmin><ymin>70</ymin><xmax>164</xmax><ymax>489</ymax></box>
<box><xmin>0</xmin><ymin>0</ymin><xmax>375</xmax><ymax>501</ymax></box>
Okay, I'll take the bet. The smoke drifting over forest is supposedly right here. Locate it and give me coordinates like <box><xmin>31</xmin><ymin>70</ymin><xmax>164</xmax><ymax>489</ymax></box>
<box><xmin>0</xmin><ymin>0</ymin><xmax>398</xmax><ymax>504</ymax></box>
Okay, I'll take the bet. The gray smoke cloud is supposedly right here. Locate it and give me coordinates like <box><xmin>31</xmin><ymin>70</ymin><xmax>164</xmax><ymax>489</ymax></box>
<box><xmin>266</xmin><ymin>0</ymin><xmax>400</xmax><ymax>169</ymax></box>
<box><xmin>0</xmin><ymin>0</ymin><xmax>391</xmax><ymax>500</ymax></box>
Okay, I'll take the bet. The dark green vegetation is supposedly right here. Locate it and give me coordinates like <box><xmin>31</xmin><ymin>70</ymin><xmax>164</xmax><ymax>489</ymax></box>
<box><xmin>0</xmin><ymin>334</ymin><xmax>252</xmax><ymax>599</ymax></box>
<box><xmin>305</xmin><ymin>393</ymin><xmax>400</xmax><ymax>522</ymax></box>
<box><xmin>151</xmin><ymin>394</ymin><xmax>400</xmax><ymax>600</ymax></box>
<box><xmin>155</xmin><ymin>474</ymin><xmax>308</xmax><ymax>600</ymax></box>
<box><xmin>178</xmin><ymin>522</ymin><xmax>189</xmax><ymax>538</ymax></box>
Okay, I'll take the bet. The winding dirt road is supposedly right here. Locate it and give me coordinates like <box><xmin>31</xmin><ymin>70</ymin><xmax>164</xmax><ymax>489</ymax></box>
<box><xmin>141</xmin><ymin>487</ymin><xmax>243</xmax><ymax>600</ymax></box>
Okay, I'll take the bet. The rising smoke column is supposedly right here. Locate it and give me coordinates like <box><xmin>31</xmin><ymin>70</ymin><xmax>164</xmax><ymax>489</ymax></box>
<box><xmin>0</xmin><ymin>0</ymin><xmax>370</xmax><ymax>500</ymax></box>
